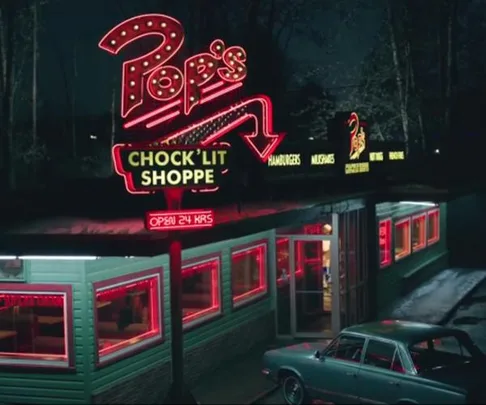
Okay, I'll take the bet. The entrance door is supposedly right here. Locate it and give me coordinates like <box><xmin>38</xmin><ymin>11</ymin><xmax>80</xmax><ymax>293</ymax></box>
<box><xmin>290</xmin><ymin>236</ymin><xmax>339</xmax><ymax>338</ymax></box>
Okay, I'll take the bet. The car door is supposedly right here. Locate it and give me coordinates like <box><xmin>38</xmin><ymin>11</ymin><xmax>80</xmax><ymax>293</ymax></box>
<box><xmin>356</xmin><ymin>339</ymin><xmax>406</xmax><ymax>404</ymax></box>
<box><xmin>308</xmin><ymin>334</ymin><xmax>365</xmax><ymax>404</ymax></box>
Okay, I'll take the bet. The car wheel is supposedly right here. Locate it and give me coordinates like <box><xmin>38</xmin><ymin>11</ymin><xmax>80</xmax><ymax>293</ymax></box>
<box><xmin>281</xmin><ymin>373</ymin><xmax>307</xmax><ymax>405</ymax></box>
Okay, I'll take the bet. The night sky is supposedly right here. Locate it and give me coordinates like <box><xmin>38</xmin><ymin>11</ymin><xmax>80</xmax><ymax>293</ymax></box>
<box><xmin>35</xmin><ymin>0</ymin><xmax>381</xmax><ymax>118</ymax></box>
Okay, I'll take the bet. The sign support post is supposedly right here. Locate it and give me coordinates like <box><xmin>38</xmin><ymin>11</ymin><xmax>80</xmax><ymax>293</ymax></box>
<box><xmin>163</xmin><ymin>188</ymin><xmax>196</xmax><ymax>404</ymax></box>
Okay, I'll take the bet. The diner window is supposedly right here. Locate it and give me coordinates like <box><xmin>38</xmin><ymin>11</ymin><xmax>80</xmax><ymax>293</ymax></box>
<box><xmin>232</xmin><ymin>242</ymin><xmax>268</xmax><ymax>307</ymax></box>
<box><xmin>0</xmin><ymin>284</ymin><xmax>73</xmax><ymax>368</ymax></box>
<box><xmin>182</xmin><ymin>257</ymin><xmax>221</xmax><ymax>328</ymax></box>
<box><xmin>394</xmin><ymin>218</ymin><xmax>411</xmax><ymax>260</ymax></box>
<box><xmin>427</xmin><ymin>209</ymin><xmax>440</xmax><ymax>245</ymax></box>
<box><xmin>94</xmin><ymin>269</ymin><xmax>163</xmax><ymax>366</ymax></box>
<box><xmin>412</xmin><ymin>214</ymin><xmax>426</xmax><ymax>251</ymax></box>
<box><xmin>379</xmin><ymin>219</ymin><xmax>392</xmax><ymax>267</ymax></box>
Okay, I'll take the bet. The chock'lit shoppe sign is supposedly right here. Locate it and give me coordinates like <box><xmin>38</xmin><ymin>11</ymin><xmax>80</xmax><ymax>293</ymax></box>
<box><xmin>100</xmin><ymin>13</ymin><xmax>285</xmax><ymax>196</ymax></box>
<box><xmin>113</xmin><ymin>144</ymin><xmax>229</xmax><ymax>192</ymax></box>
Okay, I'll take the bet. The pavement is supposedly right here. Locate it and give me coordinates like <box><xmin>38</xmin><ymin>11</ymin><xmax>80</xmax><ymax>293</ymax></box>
<box><xmin>381</xmin><ymin>268</ymin><xmax>486</xmax><ymax>325</ymax></box>
<box><xmin>191</xmin><ymin>343</ymin><xmax>281</xmax><ymax>405</ymax></box>
<box><xmin>191</xmin><ymin>268</ymin><xmax>486</xmax><ymax>405</ymax></box>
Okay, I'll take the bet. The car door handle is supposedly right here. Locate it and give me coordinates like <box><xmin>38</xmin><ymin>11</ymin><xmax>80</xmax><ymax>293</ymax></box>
<box><xmin>346</xmin><ymin>372</ymin><xmax>357</xmax><ymax>377</ymax></box>
<box><xmin>388</xmin><ymin>381</ymin><xmax>400</xmax><ymax>386</ymax></box>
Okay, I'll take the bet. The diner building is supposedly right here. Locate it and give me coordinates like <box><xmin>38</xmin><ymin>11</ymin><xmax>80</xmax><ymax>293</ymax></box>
<box><xmin>0</xmin><ymin>194</ymin><xmax>447</xmax><ymax>404</ymax></box>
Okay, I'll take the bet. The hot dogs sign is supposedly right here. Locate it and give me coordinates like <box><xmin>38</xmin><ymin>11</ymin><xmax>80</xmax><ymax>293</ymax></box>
<box><xmin>99</xmin><ymin>13</ymin><xmax>285</xmax><ymax>194</ymax></box>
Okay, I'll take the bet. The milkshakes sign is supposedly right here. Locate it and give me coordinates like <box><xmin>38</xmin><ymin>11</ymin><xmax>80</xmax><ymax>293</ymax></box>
<box><xmin>112</xmin><ymin>144</ymin><xmax>229</xmax><ymax>193</ymax></box>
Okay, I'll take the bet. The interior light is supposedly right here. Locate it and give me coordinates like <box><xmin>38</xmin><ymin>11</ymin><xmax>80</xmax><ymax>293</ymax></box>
<box><xmin>0</xmin><ymin>256</ymin><xmax>17</xmax><ymax>260</ymax></box>
<box><xmin>434</xmin><ymin>149</ymin><xmax>440</xmax><ymax>154</ymax></box>
<box><xmin>90</xmin><ymin>134</ymin><xmax>97</xmax><ymax>140</ymax></box>
<box><xmin>308</xmin><ymin>136</ymin><xmax>314</xmax><ymax>140</ymax></box>
<box><xmin>399</xmin><ymin>201</ymin><xmax>437</xmax><ymax>207</ymax></box>
<box><xmin>18</xmin><ymin>256</ymin><xmax>99</xmax><ymax>260</ymax></box>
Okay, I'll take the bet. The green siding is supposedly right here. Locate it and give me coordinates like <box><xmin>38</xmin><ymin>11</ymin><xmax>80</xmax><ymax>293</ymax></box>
<box><xmin>85</xmin><ymin>230</ymin><xmax>274</xmax><ymax>395</ymax></box>
<box><xmin>0</xmin><ymin>260</ymin><xmax>87</xmax><ymax>405</ymax></box>
<box><xmin>376</xmin><ymin>203</ymin><xmax>448</xmax><ymax>313</ymax></box>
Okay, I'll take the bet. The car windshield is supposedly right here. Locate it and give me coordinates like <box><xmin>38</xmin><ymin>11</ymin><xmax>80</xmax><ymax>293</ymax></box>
<box><xmin>409</xmin><ymin>334</ymin><xmax>484</xmax><ymax>373</ymax></box>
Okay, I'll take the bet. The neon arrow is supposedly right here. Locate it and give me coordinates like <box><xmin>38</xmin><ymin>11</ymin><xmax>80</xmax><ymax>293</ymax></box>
<box><xmin>150</xmin><ymin>95</ymin><xmax>285</xmax><ymax>163</ymax></box>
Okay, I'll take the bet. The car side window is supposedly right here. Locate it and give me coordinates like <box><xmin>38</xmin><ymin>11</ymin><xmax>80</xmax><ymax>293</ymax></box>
<box><xmin>364</xmin><ymin>340</ymin><xmax>398</xmax><ymax>371</ymax></box>
<box><xmin>326</xmin><ymin>334</ymin><xmax>365</xmax><ymax>363</ymax></box>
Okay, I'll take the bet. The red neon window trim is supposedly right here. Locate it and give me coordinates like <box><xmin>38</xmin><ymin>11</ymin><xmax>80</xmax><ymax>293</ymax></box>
<box><xmin>379</xmin><ymin>219</ymin><xmax>392</xmax><ymax>267</ymax></box>
<box><xmin>0</xmin><ymin>285</ymin><xmax>73</xmax><ymax>369</ymax></box>
<box><xmin>427</xmin><ymin>209</ymin><xmax>440</xmax><ymax>245</ymax></box>
<box><xmin>412</xmin><ymin>214</ymin><xmax>427</xmax><ymax>251</ymax></box>
<box><xmin>232</xmin><ymin>243</ymin><xmax>268</xmax><ymax>306</ymax></box>
<box><xmin>182</xmin><ymin>258</ymin><xmax>221</xmax><ymax>327</ymax></box>
<box><xmin>94</xmin><ymin>272</ymin><xmax>163</xmax><ymax>365</ymax></box>
<box><xmin>395</xmin><ymin>218</ymin><xmax>411</xmax><ymax>260</ymax></box>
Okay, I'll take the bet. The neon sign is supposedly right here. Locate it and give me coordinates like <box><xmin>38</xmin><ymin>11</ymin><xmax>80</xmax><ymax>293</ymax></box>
<box><xmin>98</xmin><ymin>14</ymin><xmax>247</xmax><ymax>121</ymax></box>
<box><xmin>344</xmin><ymin>112</ymin><xmax>370</xmax><ymax>175</ymax></box>
<box><xmin>145</xmin><ymin>209</ymin><xmax>214</xmax><ymax>231</ymax></box>
<box><xmin>0</xmin><ymin>294</ymin><xmax>64</xmax><ymax>308</ymax></box>
<box><xmin>113</xmin><ymin>144</ymin><xmax>229</xmax><ymax>194</ymax></box>
<box><xmin>99</xmin><ymin>14</ymin><xmax>284</xmax><ymax>168</ymax></box>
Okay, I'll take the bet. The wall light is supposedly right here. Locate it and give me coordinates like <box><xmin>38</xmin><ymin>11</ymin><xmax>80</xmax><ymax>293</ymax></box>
<box><xmin>399</xmin><ymin>201</ymin><xmax>437</xmax><ymax>207</ymax></box>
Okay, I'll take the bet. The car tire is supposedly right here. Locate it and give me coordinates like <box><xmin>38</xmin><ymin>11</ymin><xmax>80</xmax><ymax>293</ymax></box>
<box><xmin>280</xmin><ymin>372</ymin><xmax>308</xmax><ymax>405</ymax></box>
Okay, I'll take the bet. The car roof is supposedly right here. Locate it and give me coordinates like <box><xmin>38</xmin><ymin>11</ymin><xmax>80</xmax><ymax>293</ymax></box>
<box><xmin>342</xmin><ymin>320</ymin><xmax>465</xmax><ymax>346</ymax></box>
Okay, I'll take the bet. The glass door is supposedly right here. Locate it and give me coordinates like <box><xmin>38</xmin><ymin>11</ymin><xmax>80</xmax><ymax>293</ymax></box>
<box><xmin>290</xmin><ymin>237</ymin><xmax>339</xmax><ymax>338</ymax></box>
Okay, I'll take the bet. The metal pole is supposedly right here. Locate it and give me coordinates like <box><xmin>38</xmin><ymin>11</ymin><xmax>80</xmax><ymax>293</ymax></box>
<box><xmin>163</xmin><ymin>188</ymin><xmax>197</xmax><ymax>404</ymax></box>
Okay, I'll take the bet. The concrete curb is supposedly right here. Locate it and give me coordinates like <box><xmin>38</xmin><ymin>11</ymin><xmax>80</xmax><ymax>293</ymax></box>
<box><xmin>246</xmin><ymin>385</ymin><xmax>279</xmax><ymax>405</ymax></box>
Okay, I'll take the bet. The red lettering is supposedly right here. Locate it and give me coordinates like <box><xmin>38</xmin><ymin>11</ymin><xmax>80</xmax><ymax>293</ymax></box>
<box><xmin>99</xmin><ymin>14</ymin><xmax>248</xmax><ymax>123</ymax></box>
<box><xmin>184</xmin><ymin>39</ymin><xmax>225</xmax><ymax>115</ymax></box>
<box><xmin>217</xmin><ymin>45</ymin><xmax>247</xmax><ymax>83</ymax></box>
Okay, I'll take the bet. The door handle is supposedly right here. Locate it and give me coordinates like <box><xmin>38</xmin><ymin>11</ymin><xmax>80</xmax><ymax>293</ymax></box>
<box><xmin>388</xmin><ymin>381</ymin><xmax>400</xmax><ymax>386</ymax></box>
<box><xmin>345</xmin><ymin>372</ymin><xmax>356</xmax><ymax>377</ymax></box>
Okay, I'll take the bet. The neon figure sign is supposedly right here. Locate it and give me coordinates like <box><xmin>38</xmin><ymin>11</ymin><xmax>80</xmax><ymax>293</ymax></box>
<box><xmin>99</xmin><ymin>13</ymin><xmax>284</xmax><ymax>169</ymax></box>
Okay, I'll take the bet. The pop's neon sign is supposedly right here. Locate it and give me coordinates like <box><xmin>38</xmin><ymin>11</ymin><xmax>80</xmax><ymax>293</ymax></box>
<box><xmin>99</xmin><ymin>14</ymin><xmax>247</xmax><ymax>126</ymax></box>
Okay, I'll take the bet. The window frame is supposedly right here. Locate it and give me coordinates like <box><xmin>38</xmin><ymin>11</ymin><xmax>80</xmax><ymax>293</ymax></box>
<box><xmin>411</xmin><ymin>213</ymin><xmax>427</xmax><ymax>252</ymax></box>
<box><xmin>181</xmin><ymin>254</ymin><xmax>222</xmax><ymax>330</ymax></box>
<box><xmin>231</xmin><ymin>240</ymin><xmax>269</xmax><ymax>308</ymax></box>
<box><xmin>427</xmin><ymin>208</ymin><xmax>440</xmax><ymax>245</ymax></box>
<box><xmin>363</xmin><ymin>338</ymin><xmax>400</xmax><ymax>371</ymax></box>
<box><xmin>378</xmin><ymin>218</ymin><xmax>392</xmax><ymax>268</ymax></box>
<box><xmin>93</xmin><ymin>267</ymin><xmax>164</xmax><ymax>368</ymax></box>
<box><xmin>0</xmin><ymin>283</ymin><xmax>74</xmax><ymax>370</ymax></box>
<box><xmin>394</xmin><ymin>217</ymin><xmax>411</xmax><ymax>261</ymax></box>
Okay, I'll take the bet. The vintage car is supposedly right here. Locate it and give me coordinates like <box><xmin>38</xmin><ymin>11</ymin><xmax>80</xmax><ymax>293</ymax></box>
<box><xmin>262</xmin><ymin>320</ymin><xmax>486</xmax><ymax>404</ymax></box>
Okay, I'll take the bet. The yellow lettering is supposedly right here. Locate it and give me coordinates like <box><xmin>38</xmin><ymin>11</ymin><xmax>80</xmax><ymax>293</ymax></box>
<box><xmin>128</xmin><ymin>152</ymin><xmax>140</xmax><ymax>167</ymax></box>
<box><xmin>139</xmin><ymin>169</ymin><xmax>216</xmax><ymax>186</ymax></box>
<box><xmin>267</xmin><ymin>154</ymin><xmax>301</xmax><ymax>167</ymax></box>
<box><xmin>311</xmin><ymin>153</ymin><xmax>335</xmax><ymax>165</ymax></box>
<box><xmin>389</xmin><ymin>151</ymin><xmax>405</xmax><ymax>160</ymax></box>
<box><xmin>217</xmin><ymin>150</ymin><xmax>227</xmax><ymax>165</ymax></box>
<box><xmin>154</xmin><ymin>151</ymin><xmax>169</xmax><ymax>166</ymax></box>
<box><xmin>140</xmin><ymin>151</ymin><xmax>154</xmax><ymax>166</ymax></box>
<box><xmin>171</xmin><ymin>150</ymin><xmax>182</xmax><ymax>166</ymax></box>
<box><xmin>345</xmin><ymin>162</ymin><xmax>370</xmax><ymax>174</ymax></box>
<box><xmin>141</xmin><ymin>170</ymin><xmax>152</xmax><ymax>185</ymax></box>
<box><xmin>202</xmin><ymin>150</ymin><xmax>212</xmax><ymax>165</ymax></box>
<box><xmin>181</xmin><ymin>151</ymin><xmax>195</xmax><ymax>166</ymax></box>
<box><xmin>370</xmin><ymin>152</ymin><xmax>384</xmax><ymax>162</ymax></box>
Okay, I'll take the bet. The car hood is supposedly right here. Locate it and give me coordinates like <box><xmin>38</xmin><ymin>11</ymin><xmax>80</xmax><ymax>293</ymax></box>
<box><xmin>420</xmin><ymin>361</ymin><xmax>486</xmax><ymax>392</ymax></box>
<box><xmin>276</xmin><ymin>341</ymin><xmax>331</xmax><ymax>355</ymax></box>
